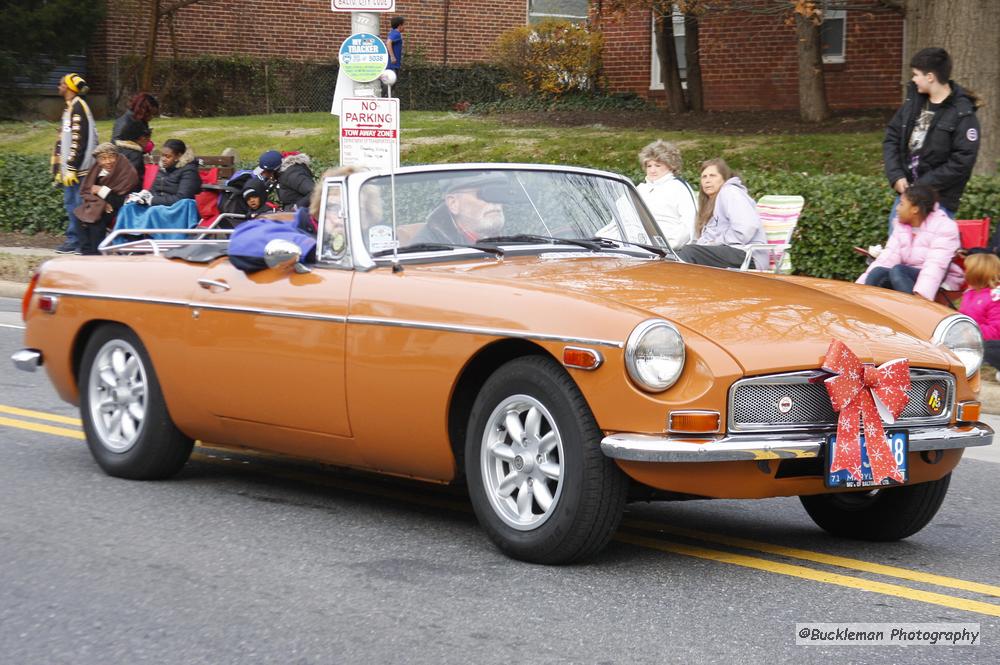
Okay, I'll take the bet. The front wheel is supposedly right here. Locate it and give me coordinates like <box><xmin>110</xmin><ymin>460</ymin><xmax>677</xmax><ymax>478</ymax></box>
<box><xmin>799</xmin><ymin>474</ymin><xmax>951</xmax><ymax>541</ymax></box>
<box><xmin>79</xmin><ymin>324</ymin><xmax>194</xmax><ymax>480</ymax></box>
<box><xmin>465</xmin><ymin>356</ymin><xmax>627</xmax><ymax>564</ymax></box>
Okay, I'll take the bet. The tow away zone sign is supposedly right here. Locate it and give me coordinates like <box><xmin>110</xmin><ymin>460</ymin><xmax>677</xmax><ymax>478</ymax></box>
<box><xmin>332</xmin><ymin>1</ymin><xmax>395</xmax><ymax>10</ymax></box>
<box><xmin>340</xmin><ymin>97</ymin><xmax>399</xmax><ymax>170</ymax></box>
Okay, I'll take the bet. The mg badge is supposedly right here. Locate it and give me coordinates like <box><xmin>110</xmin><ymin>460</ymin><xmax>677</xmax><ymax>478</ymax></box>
<box><xmin>778</xmin><ymin>395</ymin><xmax>793</xmax><ymax>414</ymax></box>
<box><xmin>924</xmin><ymin>382</ymin><xmax>946</xmax><ymax>416</ymax></box>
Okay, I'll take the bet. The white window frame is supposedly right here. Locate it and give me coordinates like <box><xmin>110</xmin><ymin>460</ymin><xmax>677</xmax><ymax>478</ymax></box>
<box><xmin>527</xmin><ymin>0</ymin><xmax>588</xmax><ymax>24</ymax></box>
<box><xmin>821</xmin><ymin>8</ymin><xmax>847</xmax><ymax>64</ymax></box>
<box><xmin>650</xmin><ymin>9</ymin><xmax>686</xmax><ymax>91</ymax></box>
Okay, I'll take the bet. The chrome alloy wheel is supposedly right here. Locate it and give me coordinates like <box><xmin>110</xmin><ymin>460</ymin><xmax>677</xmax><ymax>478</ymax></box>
<box><xmin>480</xmin><ymin>394</ymin><xmax>564</xmax><ymax>531</ymax></box>
<box><xmin>87</xmin><ymin>338</ymin><xmax>148</xmax><ymax>453</ymax></box>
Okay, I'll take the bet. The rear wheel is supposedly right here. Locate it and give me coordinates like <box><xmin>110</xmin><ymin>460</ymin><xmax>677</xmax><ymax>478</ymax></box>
<box><xmin>465</xmin><ymin>356</ymin><xmax>627</xmax><ymax>564</ymax></box>
<box><xmin>79</xmin><ymin>324</ymin><xmax>193</xmax><ymax>479</ymax></box>
<box><xmin>799</xmin><ymin>474</ymin><xmax>951</xmax><ymax>541</ymax></box>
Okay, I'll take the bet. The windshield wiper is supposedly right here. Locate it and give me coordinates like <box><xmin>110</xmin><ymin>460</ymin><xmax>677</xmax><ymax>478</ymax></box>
<box><xmin>586</xmin><ymin>236</ymin><xmax>673</xmax><ymax>259</ymax></box>
<box><xmin>371</xmin><ymin>242</ymin><xmax>504</xmax><ymax>258</ymax></box>
<box><xmin>477</xmin><ymin>234</ymin><xmax>603</xmax><ymax>251</ymax></box>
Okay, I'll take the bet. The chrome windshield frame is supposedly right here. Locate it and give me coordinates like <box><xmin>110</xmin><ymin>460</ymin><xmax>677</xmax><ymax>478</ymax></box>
<box><xmin>340</xmin><ymin>163</ymin><xmax>663</xmax><ymax>270</ymax></box>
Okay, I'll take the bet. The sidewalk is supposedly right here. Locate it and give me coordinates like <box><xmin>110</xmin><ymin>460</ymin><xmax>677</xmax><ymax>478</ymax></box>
<box><xmin>0</xmin><ymin>246</ymin><xmax>55</xmax><ymax>298</ymax></box>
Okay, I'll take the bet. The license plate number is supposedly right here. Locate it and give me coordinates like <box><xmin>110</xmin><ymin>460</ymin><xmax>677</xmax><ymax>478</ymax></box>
<box><xmin>825</xmin><ymin>430</ymin><xmax>908</xmax><ymax>489</ymax></box>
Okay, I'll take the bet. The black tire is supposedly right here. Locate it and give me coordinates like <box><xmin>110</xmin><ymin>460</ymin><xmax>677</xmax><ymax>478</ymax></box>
<box><xmin>78</xmin><ymin>324</ymin><xmax>194</xmax><ymax>480</ymax></box>
<box><xmin>465</xmin><ymin>356</ymin><xmax>628</xmax><ymax>564</ymax></box>
<box><xmin>799</xmin><ymin>474</ymin><xmax>951</xmax><ymax>541</ymax></box>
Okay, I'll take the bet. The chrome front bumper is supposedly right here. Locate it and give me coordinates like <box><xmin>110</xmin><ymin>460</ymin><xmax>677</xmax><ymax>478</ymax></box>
<box><xmin>601</xmin><ymin>423</ymin><xmax>994</xmax><ymax>463</ymax></box>
<box><xmin>11</xmin><ymin>349</ymin><xmax>43</xmax><ymax>372</ymax></box>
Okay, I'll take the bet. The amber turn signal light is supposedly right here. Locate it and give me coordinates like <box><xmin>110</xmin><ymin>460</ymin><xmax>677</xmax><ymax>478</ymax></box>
<box><xmin>957</xmin><ymin>401</ymin><xmax>981</xmax><ymax>422</ymax></box>
<box><xmin>562</xmin><ymin>346</ymin><xmax>603</xmax><ymax>370</ymax></box>
<box><xmin>668</xmin><ymin>411</ymin><xmax>721</xmax><ymax>434</ymax></box>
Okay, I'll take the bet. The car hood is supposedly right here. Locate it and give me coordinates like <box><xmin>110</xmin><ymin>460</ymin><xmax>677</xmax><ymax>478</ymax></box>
<box><xmin>434</xmin><ymin>256</ymin><xmax>955</xmax><ymax>374</ymax></box>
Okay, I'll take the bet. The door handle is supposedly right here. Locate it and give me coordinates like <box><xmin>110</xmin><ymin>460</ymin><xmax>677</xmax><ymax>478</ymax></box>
<box><xmin>197</xmin><ymin>278</ymin><xmax>231</xmax><ymax>291</ymax></box>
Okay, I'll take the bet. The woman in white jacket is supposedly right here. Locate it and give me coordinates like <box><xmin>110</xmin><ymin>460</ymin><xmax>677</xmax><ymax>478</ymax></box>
<box><xmin>635</xmin><ymin>140</ymin><xmax>697</xmax><ymax>249</ymax></box>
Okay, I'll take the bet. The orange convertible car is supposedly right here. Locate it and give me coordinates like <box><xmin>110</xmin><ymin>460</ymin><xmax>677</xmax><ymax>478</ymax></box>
<box><xmin>13</xmin><ymin>164</ymin><xmax>993</xmax><ymax>563</ymax></box>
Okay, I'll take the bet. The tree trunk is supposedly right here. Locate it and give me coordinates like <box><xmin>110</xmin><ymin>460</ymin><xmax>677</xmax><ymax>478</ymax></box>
<box><xmin>141</xmin><ymin>0</ymin><xmax>161</xmax><ymax>91</ymax></box>
<box><xmin>795</xmin><ymin>13</ymin><xmax>830</xmax><ymax>122</ymax></box>
<box><xmin>655</xmin><ymin>14</ymin><xmax>687</xmax><ymax>113</ymax></box>
<box><xmin>903</xmin><ymin>0</ymin><xmax>999</xmax><ymax>175</ymax></box>
<box><xmin>684</xmin><ymin>13</ymin><xmax>703</xmax><ymax>112</ymax></box>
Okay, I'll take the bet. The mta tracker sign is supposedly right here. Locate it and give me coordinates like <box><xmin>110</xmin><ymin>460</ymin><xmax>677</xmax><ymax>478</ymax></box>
<box><xmin>340</xmin><ymin>98</ymin><xmax>399</xmax><ymax>170</ymax></box>
<box><xmin>332</xmin><ymin>1</ymin><xmax>395</xmax><ymax>10</ymax></box>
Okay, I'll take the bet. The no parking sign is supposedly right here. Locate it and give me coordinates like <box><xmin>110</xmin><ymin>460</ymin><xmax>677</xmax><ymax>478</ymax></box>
<box><xmin>340</xmin><ymin>97</ymin><xmax>399</xmax><ymax>170</ymax></box>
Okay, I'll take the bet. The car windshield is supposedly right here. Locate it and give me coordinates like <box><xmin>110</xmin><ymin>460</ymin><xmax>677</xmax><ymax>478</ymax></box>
<box><xmin>355</xmin><ymin>169</ymin><xmax>665</xmax><ymax>258</ymax></box>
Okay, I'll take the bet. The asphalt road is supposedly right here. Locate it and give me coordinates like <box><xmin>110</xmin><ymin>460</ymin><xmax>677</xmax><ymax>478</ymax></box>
<box><xmin>1</xmin><ymin>297</ymin><xmax>998</xmax><ymax>664</ymax></box>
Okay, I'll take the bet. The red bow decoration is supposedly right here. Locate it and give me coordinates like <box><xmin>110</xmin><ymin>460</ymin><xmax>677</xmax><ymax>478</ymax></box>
<box><xmin>822</xmin><ymin>340</ymin><xmax>910</xmax><ymax>483</ymax></box>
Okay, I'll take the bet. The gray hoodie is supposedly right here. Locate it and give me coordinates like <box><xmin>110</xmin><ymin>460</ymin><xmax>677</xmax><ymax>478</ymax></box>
<box><xmin>696</xmin><ymin>176</ymin><xmax>767</xmax><ymax>267</ymax></box>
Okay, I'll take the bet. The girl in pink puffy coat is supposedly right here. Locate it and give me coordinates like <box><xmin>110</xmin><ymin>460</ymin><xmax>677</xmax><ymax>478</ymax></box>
<box><xmin>857</xmin><ymin>184</ymin><xmax>963</xmax><ymax>299</ymax></box>
<box><xmin>959</xmin><ymin>252</ymin><xmax>1000</xmax><ymax>373</ymax></box>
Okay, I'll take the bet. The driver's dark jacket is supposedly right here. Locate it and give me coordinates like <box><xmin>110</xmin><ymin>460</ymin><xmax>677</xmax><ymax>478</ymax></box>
<box><xmin>883</xmin><ymin>81</ymin><xmax>980</xmax><ymax>213</ymax></box>
<box><xmin>412</xmin><ymin>204</ymin><xmax>469</xmax><ymax>245</ymax></box>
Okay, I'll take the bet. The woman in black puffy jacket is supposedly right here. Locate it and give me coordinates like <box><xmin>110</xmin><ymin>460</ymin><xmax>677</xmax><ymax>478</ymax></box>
<box><xmin>277</xmin><ymin>152</ymin><xmax>315</xmax><ymax>210</ymax></box>
<box><xmin>149</xmin><ymin>138</ymin><xmax>200</xmax><ymax>206</ymax></box>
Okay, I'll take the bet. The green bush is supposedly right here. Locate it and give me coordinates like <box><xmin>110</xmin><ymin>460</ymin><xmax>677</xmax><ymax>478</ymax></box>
<box><xmin>0</xmin><ymin>153</ymin><xmax>65</xmax><ymax>234</ymax></box>
<box><xmin>738</xmin><ymin>172</ymin><xmax>1000</xmax><ymax>281</ymax></box>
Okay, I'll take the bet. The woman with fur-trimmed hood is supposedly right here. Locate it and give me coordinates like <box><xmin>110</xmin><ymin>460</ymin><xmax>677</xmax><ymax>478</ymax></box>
<box><xmin>148</xmin><ymin>138</ymin><xmax>200</xmax><ymax>206</ymax></box>
<box><xmin>277</xmin><ymin>152</ymin><xmax>315</xmax><ymax>210</ymax></box>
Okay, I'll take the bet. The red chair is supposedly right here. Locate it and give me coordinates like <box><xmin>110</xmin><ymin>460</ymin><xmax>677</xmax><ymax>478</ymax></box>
<box><xmin>936</xmin><ymin>217</ymin><xmax>992</xmax><ymax>309</ymax></box>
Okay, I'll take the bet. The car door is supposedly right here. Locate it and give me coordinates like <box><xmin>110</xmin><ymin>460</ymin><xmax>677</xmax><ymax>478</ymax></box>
<box><xmin>184</xmin><ymin>181</ymin><xmax>354</xmax><ymax>447</ymax></box>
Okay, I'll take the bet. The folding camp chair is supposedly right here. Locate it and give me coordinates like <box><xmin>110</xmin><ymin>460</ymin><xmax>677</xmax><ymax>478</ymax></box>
<box><xmin>936</xmin><ymin>216</ymin><xmax>992</xmax><ymax>309</ymax></box>
<box><xmin>738</xmin><ymin>194</ymin><xmax>805</xmax><ymax>272</ymax></box>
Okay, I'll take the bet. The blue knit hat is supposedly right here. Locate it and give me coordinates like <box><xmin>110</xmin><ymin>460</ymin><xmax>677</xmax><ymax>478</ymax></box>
<box><xmin>258</xmin><ymin>150</ymin><xmax>282</xmax><ymax>171</ymax></box>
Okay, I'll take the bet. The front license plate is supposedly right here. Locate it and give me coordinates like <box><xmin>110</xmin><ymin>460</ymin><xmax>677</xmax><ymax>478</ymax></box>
<box><xmin>825</xmin><ymin>430</ymin><xmax>908</xmax><ymax>489</ymax></box>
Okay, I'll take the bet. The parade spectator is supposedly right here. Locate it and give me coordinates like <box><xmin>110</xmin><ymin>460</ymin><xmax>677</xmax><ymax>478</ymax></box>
<box><xmin>635</xmin><ymin>140</ymin><xmax>697</xmax><ymax>250</ymax></box>
<box><xmin>254</xmin><ymin>150</ymin><xmax>282</xmax><ymax>185</ymax></box>
<box><xmin>959</xmin><ymin>252</ymin><xmax>1000</xmax><ymax>377</ymax></box>
<box><xmin>114</xmin><ymin>139</ymin><xmax>201</xmax><ymax>240</ymax></box>
<box><xmin>675</xmin><ymin>158</ymin><xmax>766</xmax><ymax>269</ymax></box>
<box><xmin>857</xmin><ymin>184</ymin><xmax>963</xmax><ymax>299</ymax></box>
<box><xmin>52</xmin><ymin>73</ymin><xmax>99</xmax><ymax>254</ymax></box>
<box><xmin>242</xmin><ymin>177</ymin><xmax>276</xmax><ymax>219</ymax></box>
<box><xmin>277</xmin><ymin>152</ymin><xmax>316</xmax><ymax>210</ymax></box>
<box><xmin>883</xmin><ymin>47</ymin><xmax>980</xmax><ymax>228</ymax></box>
<box><xmin>383</xmin><ymin>16</ymin><xmax>405</xmax><ymax>97</ymax></box>
<box><xmin>73</xmin><ymin>144</ymin><xmax>138</xmax><ymax>255</ymax></box>
<box><xmin>112</xmin><ymin>92</ymin><xmax>159</xmax><ymax>190</ymax></box>
<box><xmin>147</xmin><ymin>139</ymin><xmax>200</xmax><ymax>206</ymax></box>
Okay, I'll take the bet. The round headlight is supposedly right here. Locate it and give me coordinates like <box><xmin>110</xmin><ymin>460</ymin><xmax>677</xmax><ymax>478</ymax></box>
<box><xmin>625</xmin><ymin>319</ymin><xmax>685</xmax><ymax>392</ymax></box>
<box><xmin>933</xmin><ymin>314</ymin><xmax>983</xmax><ymax>378</ymax></box>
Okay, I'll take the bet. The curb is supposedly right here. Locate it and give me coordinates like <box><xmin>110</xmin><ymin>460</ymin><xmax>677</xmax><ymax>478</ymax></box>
<box><xmin>0</xmin><ymin>280</ymin><xmax>27</xmax><ymax>299</ymax></box>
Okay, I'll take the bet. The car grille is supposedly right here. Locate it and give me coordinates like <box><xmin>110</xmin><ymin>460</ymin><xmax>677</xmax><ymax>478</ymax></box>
<box><xmin>728</xmin><ymin>369</ymin><xmax>954</xmax><ymax>432</ymax></box>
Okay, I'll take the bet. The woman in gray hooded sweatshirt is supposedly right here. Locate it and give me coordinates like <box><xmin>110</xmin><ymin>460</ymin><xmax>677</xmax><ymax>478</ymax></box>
<box><xmin>675</xmin><ymin>158</ymin><xmax>766</xmax><ymax>269</ymax></box>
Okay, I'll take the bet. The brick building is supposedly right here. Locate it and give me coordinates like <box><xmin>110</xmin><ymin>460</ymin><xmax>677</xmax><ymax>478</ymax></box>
<box><xmin>83</xmin><ymin>0</ymin><xmax>904</xmax><ymax>115</ymax></box>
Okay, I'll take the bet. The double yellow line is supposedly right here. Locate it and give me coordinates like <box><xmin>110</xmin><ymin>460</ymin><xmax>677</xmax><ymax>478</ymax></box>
<box><xmin>3</xmin><ymin>402</ymin><xmax>1000</xmax><ymax>617</ymax></box>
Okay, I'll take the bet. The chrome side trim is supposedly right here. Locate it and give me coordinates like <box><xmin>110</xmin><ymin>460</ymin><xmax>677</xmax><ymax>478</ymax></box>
<box><xmin>30</xmin><ymin>290</ymin><xmax>624</xmax><ymax>347</ymax></box>
<box><xmin>195</xmin><ymin>303</ymin><xmax>348</xmax><ymax>323</ymax></box>
<box><xmin>11</xmin><ymin>349</ymin><xmax>43</xmax><ymax>372</ymax></box>
<box><xmin>600</xmin><ymin>423</ymin><xmax>994</xmax><ymax>463</ymax></box>
<box><xmin>347</xmin><ymin>315</ymin><xmax>624</xmax><ymax>348</ymax></box>
<box><xmin>34</xmin><ymin>289</ymin><xmax>190</xmax><ymax>308</ymax></box>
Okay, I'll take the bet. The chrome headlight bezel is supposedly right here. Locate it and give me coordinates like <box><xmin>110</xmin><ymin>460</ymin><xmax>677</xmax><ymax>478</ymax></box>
<box><xmin>624</xmin><ymin>319</ymin><xmax>685</xmax><ymax>392</ymax></box>
<box><xmin>932</xmin><ymin>314</ymin><xmax>984</xmax><ymax>379</ymax></box>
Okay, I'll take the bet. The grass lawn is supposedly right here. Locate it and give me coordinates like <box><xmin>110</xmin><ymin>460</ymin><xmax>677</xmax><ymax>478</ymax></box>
<box><xmin>0</xmin><ymin>111</ymin><xmax>884</xmax><ymax>182</ymax></box>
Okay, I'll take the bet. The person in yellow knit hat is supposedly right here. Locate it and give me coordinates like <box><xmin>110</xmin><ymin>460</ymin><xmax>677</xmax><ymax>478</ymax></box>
<box><xmin>52</xmin><ymin>73</ymin><xmax>98</xmax><ymax>254</ymax></box>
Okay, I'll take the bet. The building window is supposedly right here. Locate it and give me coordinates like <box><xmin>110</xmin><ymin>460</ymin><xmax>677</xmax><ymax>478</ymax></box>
<box><xmin>821</xmin><ymin>9</ymin><xmax>846</xmax><ymax>63</ymax></box>
<box><xmin>650</xmin><ymin>9</ymin><xmax>686</xmax><ymax>90</ymax></box>
<box><xmin>528</xmin><ymin>0</ymin><xmax>589</xmax><ymax>24</ymax></box>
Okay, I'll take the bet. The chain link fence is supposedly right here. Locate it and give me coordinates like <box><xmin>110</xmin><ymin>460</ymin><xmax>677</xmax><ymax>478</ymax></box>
<box><xmin>110</xmin><ymin>57</ymin><xmax>508</xmax><ymax>117</ymax></box>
